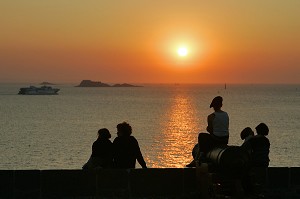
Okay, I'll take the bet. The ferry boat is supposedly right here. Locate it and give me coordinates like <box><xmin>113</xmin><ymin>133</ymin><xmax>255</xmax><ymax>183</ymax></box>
<box><xmin>18</xmin><ymin>85</ymin><xmax>60</xmax><ymax>95</ymax></box>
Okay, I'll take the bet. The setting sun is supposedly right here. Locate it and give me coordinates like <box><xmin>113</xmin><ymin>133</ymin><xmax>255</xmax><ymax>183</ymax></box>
<box><xmin>177</xmin><ymin>47</ymin><xmax>188</xmax><ymax>57</ymax></box>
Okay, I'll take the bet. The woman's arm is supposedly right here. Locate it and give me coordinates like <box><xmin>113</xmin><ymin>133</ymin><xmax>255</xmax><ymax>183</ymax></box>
<box><xmin>206</xmin><ymin>113</ymin><xmax>215</xmax><ymax>134</ymax></box>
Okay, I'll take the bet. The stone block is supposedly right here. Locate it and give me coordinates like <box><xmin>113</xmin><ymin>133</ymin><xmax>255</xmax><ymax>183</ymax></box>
<box><xmin>267</xmin><ymin>167</ymin><xmax>289</xmax><ymax>189</ymax></box>
<box><xmin>291</xmin><ymin>167</ymin><xmax>300</xmax><ymax>186</ymax></box>
<box><xmin>41</xmin><ymin>170</ymin><xmax>96</xmax><ymax>198</ymax></box>
<box><xmin>129</xmin><ymin>168</ymin><xmax>184</xmax><ymax>197</ymax></box>
<box><xmin>96</xmin><ymin>169</ymin><xmax>129</xmax><ymax>198</ymax></box>
<box><xmin>183</xmin><ymin>168</ymin><xmax>197</xmax><ymax>194</ymax></box>
<box><xmin>14</xmin><ymin>170</ymin><xmax>41</xmax><ymax>199</ymax></box>
<box><xmin>250</xmin><ymin>167</ymin><xmax>267</xmax><ymax>185</ymax></box>
<box><xmin>0</xmin><ymin>170</ymin><xmax>14</xmax><ymax>199</ymax></box>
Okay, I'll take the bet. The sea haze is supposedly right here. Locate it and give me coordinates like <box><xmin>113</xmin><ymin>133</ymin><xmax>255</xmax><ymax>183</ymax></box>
<box><xmin>0</xmin><ymin>83</ymin><xmax>299</xmax><ymax>169</ymax></box>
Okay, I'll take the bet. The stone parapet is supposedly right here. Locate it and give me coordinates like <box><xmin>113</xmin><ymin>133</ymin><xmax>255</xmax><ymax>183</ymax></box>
<box><xmin>0</xmin><ymin>167</ymin><xmax>299</xmax><ymax>199</ymax></box>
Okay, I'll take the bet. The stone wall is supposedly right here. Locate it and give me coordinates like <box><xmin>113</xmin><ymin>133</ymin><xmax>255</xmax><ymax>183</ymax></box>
<box><xmin>0</xmin><ymin>167</ymin><xmax>299</xmax><ymax>199</ymax></box>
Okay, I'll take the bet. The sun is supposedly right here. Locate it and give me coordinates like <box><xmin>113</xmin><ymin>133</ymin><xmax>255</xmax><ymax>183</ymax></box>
<box><xmin>177</xmin><ymin>47</ymin><xmax>188</xmax><ymax>57</ymax></box>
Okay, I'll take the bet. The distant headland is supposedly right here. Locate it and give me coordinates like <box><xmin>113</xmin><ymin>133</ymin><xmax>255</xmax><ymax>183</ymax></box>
<box><xmin>76</xmin><ymin>80</ymin><xmax>142</xmax><ymax>87</ymax></box>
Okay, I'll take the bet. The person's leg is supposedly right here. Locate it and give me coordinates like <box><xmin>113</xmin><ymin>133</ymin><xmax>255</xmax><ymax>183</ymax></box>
<box><xmin>198</xmin><ymin>133</ymin><xmax>215</xmax><ymax>164</ymax></box>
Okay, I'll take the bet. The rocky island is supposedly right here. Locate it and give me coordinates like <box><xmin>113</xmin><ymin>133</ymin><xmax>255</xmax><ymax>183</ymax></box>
<box><xmin>76</xmin><ymin>80</ymin><xmax>142</xmax><ymax>87</ymax></box>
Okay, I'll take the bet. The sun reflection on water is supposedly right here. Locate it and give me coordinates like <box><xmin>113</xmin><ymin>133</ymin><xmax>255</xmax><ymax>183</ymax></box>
<box><xmin>151</xmin><ymin>91</ymin><xmax>200</xmax><ymax>168</ymax></box>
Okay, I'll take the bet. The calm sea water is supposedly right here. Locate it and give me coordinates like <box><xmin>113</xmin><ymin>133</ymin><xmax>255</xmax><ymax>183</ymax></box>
<box><xmin>0</xmin><ymin>83</ymin><xmax>299</xmax><ymax>169</ymax></box>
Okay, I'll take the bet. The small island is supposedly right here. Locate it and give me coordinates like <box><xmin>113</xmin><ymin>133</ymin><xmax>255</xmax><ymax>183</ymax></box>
<box><xmin>76</xmin><ymin>80</ymin><xmax>142</xmax><ymax>87</ymax></box>
<box><xmin>76</xmin><ymin>80</ymin><xmax>110</xmax><ymax>87</ymax></box>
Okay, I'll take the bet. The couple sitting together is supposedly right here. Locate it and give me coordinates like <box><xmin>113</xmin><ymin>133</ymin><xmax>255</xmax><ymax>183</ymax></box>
<box><xmin>83</xmin><ymin>122</ymin><xmax>147</xmax><ymax>170</ymax></box>
<box><xmin>187</xmin><ymin>96</ymin><xmax>270</xmax><ymax>168</ymax></box>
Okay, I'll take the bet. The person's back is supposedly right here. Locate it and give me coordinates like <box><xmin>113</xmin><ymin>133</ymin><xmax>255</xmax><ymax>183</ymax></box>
<box><xmin>196</xmin><ymin>96</ymin><xmax>229</xmax><ymax>165</ymax></box>
<box><xmin>83</xmin><ymin>128</ymin><xmax>113</xmax><ymax>169</ymax></box>
<box><xmin>113</xmin><ymin>135</ymin><xmax>145</xmax><ymax>168</ymax></box>
<box><xmin>248</xmin><ymin>123</ymin><xmax>270</xmax><ymax>167</ymax></box>
<box><xmin>212</xmin><ymin>111</ymin><xmax>229</xmax><ymax>137</ymax></box>
<box><xmin>240</xmin><ymin>127</ymin><xmax>255</xmax><ymax>156</ymax></box>
<box><xmin>91</xmin><ymin>138</ymin><xmax>113</xmax><ymax>168</ymax></box>
<box><xmin>113</xmin><ymin>122</ymin><xmax>147</xmax><ymax>169</ymax></box>
<box><xmin>248</xmin><ymin>135</ymin><xmax>270</xmax><ymax>167</ymax></box>
<box><xmin>207</xmin><ymin>96</ymin><xmax>229</xmax><ymax>145</ymax></box>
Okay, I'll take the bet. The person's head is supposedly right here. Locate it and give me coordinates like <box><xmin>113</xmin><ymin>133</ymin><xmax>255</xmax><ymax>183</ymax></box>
<box><xmin>98</xmin><ymin>128</ymin><xmax>111</xmax><ymax>139</ymax></box>
<box><xmin>255</xmin><ymin>123</ymin><xmax>269</xmax><ymax>136</ymax></box>
<box><xmin>240</xmin><ymin>127</ymin><xmax>254</xmax><ymax>140</ymax></box>
<box><xmin>116</xmin><ymin>122</ymin><xmax>132</xmax><ymax>136</ymax></box>
<box><xmin>210</xmin><ymin>96</ymin><xmax>223</xmax><ymax>111</ymax></box>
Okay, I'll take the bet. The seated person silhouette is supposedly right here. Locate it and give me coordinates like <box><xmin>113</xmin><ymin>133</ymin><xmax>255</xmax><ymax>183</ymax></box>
<box><xmin>197</xmin><ymin>96</ymin><xmax>229</xmax><ymax>164</ymax></box>
<box><xmin>240</xmin><ymin>127</ymin><xmax>255</xmax><ymax>155</ymax></box>
<box><xmin>83</xmin><ymin>128</ymin><xmax>113</xmax><ymax>169</ymax></box>
<box><xmin>113</xmin><ymin>122</ymin><xmax>147</xmax><ymax>169</ymax></box>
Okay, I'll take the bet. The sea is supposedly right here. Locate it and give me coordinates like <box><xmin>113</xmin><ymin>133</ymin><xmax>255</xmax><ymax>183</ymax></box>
<box><xmin>0</xmin><ymin>83</ymin><xmax>299</xmax><ymax>169</ymax></box>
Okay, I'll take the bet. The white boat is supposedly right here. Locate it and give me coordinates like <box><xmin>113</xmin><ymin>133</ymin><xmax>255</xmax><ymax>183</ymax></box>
<box><xmin>18</xmin><ymin>85</ymin><xmax>60</xmax><ymax>95</ymax></box>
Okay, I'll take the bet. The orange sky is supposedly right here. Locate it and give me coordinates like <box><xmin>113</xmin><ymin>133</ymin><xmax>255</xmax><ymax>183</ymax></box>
<box><xmin>1</xmin><ymin>1</ymin><xmax>299</xmax><ymax>84</ymax></box>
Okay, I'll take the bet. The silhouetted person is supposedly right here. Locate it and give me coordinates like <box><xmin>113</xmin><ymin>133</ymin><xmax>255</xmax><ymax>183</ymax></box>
<box><xmin>241</xmin><ymin>124</ymin><xmax>270</xmax><ymax>196</ymax></box>
<box><xmin>83</xmin><ymin>128</ymin><xmax>113</xmax><ymax>169</ymax></box>
<box><xmin>241</xmin><ymin>127</ymin><xmax>255</xmax><ymax>142</ymax></box>
<box><xmin>247</xmin><ymin>123</ymin><xmax>270</xmax><ymax>167</ymax></box>
<box><xmin>240</xmin><ymin>127</ymin><xmax>255</xmax><ymax>155</ymax></box>
<box><xmin>113</xmin><ymin>122</ymin><xmax>147</xmax><ymax>169</ymax></box>
<box><xmin>206</xmin><ymin>96</ymin><xmax>229</xmax><ymax>145</ymax></box>
<box><xmin>197</xmin><ymin>96</ymin><xmax>229</xmax><ymax>164</ymax></box>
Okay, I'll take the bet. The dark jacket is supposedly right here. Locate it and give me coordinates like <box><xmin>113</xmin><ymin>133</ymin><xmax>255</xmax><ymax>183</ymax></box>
<box><xmin>91</xmin><ymin>138</ymin><xmax>114</xmax><ymax>168</ymax></box>
<box><xmin>113</xmin><ymin>136</ymin><xmax>147</xmax><ymax>169</ymax></box>
<box><xmin>247</xmin><ymin>135</ymin><xmax>270</xmax><ymax>167</ymax></box>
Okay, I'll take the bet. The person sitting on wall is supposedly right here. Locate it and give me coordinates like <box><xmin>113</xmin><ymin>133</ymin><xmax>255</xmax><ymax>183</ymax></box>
<box><xmin>113</xmin><ymin>122</ymin><xmax>147</xmax><ymax>169</ymax></box>
<box><xmin>196</xmin><ymin>96</ymin><xmax>230</xmax><ymax>165</ymax></box>
<box><xmin>83</xmin><ymin>128</ymin><xmax>114</xmax><ymax>169</ymax></box>
<box><xmin>247</xmin><ymin>123</ymin><xmax>270</xmax><ymax>167</ymax></box>
<box><xmin>240</xmin><ymin>127</ymin><xmax>255</xmax><ymax>155</ymax></box>
<box><xmin>206</xmin><ymin>96</ymin><xmax>230</xmax><ymax>145</ymax></box>
<box><xmin>241</xmin><ymin>124</ymin><xmax>270</xmax><ymax>196</ymax></box>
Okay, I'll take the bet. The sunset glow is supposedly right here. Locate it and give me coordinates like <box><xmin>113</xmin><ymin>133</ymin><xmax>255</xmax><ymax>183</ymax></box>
<box><xmin>157</xmin><ymin>92</ymin><xmax>199</xmax><ymax>168</ymax></box>
<box><xmin>0</xmin><ymin>1</ymin><xmax>299</xmax><ymax>84</ymax></box>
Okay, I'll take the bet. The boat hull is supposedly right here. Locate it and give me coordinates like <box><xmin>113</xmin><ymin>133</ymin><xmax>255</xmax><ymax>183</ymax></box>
<box><xmin>18</xmin><ymin>86</ymin><xmax>60</xmax><ymax>95</ymax></box>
